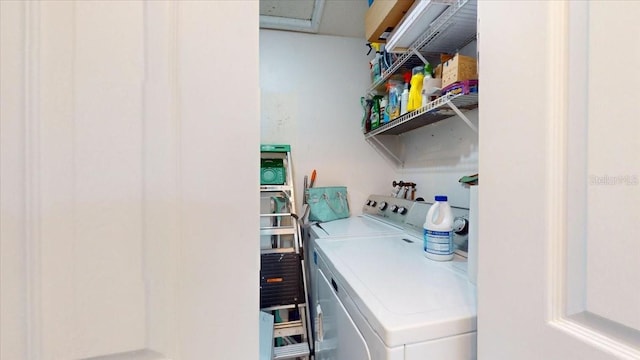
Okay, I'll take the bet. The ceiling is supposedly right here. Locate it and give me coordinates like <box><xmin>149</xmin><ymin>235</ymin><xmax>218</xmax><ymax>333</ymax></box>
<box><xmin>259</xmin><ymin>0</ymin><xmax>367</xmax><ymax>38</ymax></box>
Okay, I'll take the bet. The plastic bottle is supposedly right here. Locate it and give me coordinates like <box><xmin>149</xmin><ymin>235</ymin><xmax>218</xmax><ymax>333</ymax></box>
<box><xmin>408</xmin><ymin>66</ymin><xmax>424</xmax><ymax>112</ymax></box>
<box><xmin>421</xmin><ymin>63</ymin><xmax>433</xmax><ymax>107</ymax></box>
<box><xmin>380</xmin><ymin>96</ymin><xmax>389</xmax><ymax>124</ymax></box>
<box><xmin>370</xmin><ymin>95</ymin><xmax>382</xmax><ymax>130</ymax></box>
<box><xmin>370</xmin><ymin>43</ymin><xmax>382</xmax><ymax>82</ymax></box>
<box><xmin>423</xmin><ymin>195</ymin><xmax>454</xmax><ymax>261</ymax></box>
<box><xmin>422</xmin><ymin>76</ymin><xmax>442</xmax><ymax>107</ymax></box>
<box><xmin>386</xmin><ymin>81</ymin><xmax>402</xmax><ymax>120</ymax></box>
<box><xmin>380</xmin><ymin>44</ymin><xmax>388</xmax><ymax>74</ymax></box>
<box><xmin>400</xmin><ymin>72</ymin><xmax>411</xmax><ymax>114</ymax></box>
<box><xmin>361</xmin><ymin>97</ymin><xmax>372</xmax><ymax>133</ymax></box>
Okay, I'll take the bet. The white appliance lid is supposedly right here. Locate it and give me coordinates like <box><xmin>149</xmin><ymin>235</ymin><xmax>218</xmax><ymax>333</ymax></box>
<box><xmin>310</xmin><ymin>215</ymin><xmax>403</xmax><ymax>238</ymax></box>
<box><xmin>316</xmin><ymin>235</ymin><xmax>477</xmax><ymax>347</ymax></box>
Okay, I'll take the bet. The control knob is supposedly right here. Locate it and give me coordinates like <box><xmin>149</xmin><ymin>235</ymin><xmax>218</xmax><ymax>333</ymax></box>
<box><xmin>370</xmin><ymin>200</ymin><xmax>377</xmax><ymax>207</ymax></box>
<box><xmin>398</xmin><ymin>206</ymin><xmax>408</xmax><ymax>215</ymax></box>
<box><xmin>378</xmin><ymin>201</ymin><xmax>388</xmax><ymax>211</ymax></box>
<box><xmin>453</xmin><ymin>217</ymin><xmax>469</xmax><ymax>235</ymax></box>
<box><xmin>390</xmin><ymin>205</ymin><xmax>399</xmax><ymax>213</ymax></box>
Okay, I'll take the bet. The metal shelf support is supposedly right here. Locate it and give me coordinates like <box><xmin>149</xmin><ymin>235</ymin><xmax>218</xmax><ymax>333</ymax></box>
<box><xmin>447</xmin><ymin>101</ymin><xmax>478</xmax><ymax>133</ymax></box>
<box><xmin>367</xmin><ymin>135</ymin><xmax>403</xmax><ymax>167</ymax></box>
<box><xmin>411</xmin><ymin>48</ymin><xmax>430</xmax><ymax>66</ymax></box>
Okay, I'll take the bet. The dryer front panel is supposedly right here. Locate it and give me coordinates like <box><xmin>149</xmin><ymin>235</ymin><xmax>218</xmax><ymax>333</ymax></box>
<box><xmin>315</xmin><ymin>268</ymin><xmax>371</xmax><ymax>360</ymax></box>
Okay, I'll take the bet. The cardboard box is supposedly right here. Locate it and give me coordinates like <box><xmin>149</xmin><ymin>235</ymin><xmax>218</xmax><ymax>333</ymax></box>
<box><xmin>440</xmin><ymin>53</ymin><xmax>453</xmax><ymax>64</ymax></box>
<box><xmin>366</xmin><ymin>0</ymin><xmax>415</xmax><ymax>43</ymax></box>
<box><xmin>433</xmin><ymin>54</ymin><xmax>452</xmax><ymax>79</ymax></box>
<box><xmin>434</xmin><ymin>63</ymin><xmax>443</xmax><ymax>79</ymax></box>
<box><xmin>441</xmin><ymin>54</ymin><xmax>477</xmax><ymax>88</ymax></box>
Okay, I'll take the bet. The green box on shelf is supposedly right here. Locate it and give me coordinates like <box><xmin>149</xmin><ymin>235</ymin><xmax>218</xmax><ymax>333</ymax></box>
<box><xmin>260</xmin><ymin>144</ymin><xmax>291</xmax><ymax>153</ymax></box>
<box><xmin>260</xmin><ymin>158</ymin><xmax>285</xmax><ymax>185</ymax></box>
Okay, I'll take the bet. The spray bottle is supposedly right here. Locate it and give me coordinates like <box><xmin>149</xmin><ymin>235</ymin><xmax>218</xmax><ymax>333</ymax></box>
<box><xmin>370</xmin><ymin>95</ymin><xmax>383</xmax><ymax>130</ymax></box>
<box><xmin>370</xmin><ymin>43</ymin><xmax>382</xmax><ymax>83</ymax></box>
<box><xmin>361</xmin><ymin>97</ymin><xmax>372</xmax><ymax>133</ymax></box>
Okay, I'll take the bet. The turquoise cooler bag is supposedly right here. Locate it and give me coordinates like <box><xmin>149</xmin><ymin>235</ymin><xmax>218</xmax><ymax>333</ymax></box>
<box><xmin>305</xmin><ymin>186</ymin><xmax>350</xmax><ymax>222</ymax></box>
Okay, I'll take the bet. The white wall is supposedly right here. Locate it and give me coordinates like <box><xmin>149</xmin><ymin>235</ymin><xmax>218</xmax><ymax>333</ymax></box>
<box><xmin>260</xmin><ymin>30</ymin><xmax>478</xmax><ymax>210</ymax></box>
<box><xmin>260</xmin><ymin>30</ymin><xmax>395</xmax><ymax>213</ymax></box>
<box><xmin>394</xmin><ymin>40</ymin><xmax>479</xmax><ymax>208</ymax></box>
<box><xmin>396</xmin><ymin>110</ymin><xmax>479</xmax><ymax>208</ymax></box>
<box><xmin>0</xmin><ymin>1</ymin><xmax>259</xmax><ymax>359</ymax></box>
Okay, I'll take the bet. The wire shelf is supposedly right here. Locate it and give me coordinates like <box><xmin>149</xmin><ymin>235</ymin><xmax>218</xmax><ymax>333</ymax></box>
<box><xmin>364</xmin><ymin>92</ymin><xmax>478</xmax><ymax>138</ymax></box>
<box><xmin>366</xmin><ymin>0</ymin><xmax>477</xmax><ymax>95</ymax></box>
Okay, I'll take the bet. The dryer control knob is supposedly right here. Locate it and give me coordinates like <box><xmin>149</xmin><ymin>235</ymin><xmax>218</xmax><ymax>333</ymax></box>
<box><xmin>390</xmin><ymin>205</ymin><xmax>399</xmax><ymax>212</ymax></box>
<box><xmin>378</xmin><ymin>202</ymin><xmax>388</xmax><ymax>211</ymax></box>
<box><xmin>370</xmin><ymin>201</ymin><xmax>377</xmax><ymax>207</ymax></box>
<box><xmin>398</xmin><ymin>206</ymin><xmax>408</xmax><ymax>215</ymax></box>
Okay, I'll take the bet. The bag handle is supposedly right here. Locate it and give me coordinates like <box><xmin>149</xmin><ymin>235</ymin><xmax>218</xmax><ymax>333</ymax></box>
<box><xmin>321</xmin><ymin>191</ymin><xmax>349</xmax><ymax>215</ymax></box>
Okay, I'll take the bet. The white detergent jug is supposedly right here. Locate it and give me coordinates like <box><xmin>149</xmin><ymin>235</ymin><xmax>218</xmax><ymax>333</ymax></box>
<box><xmin>423</xmin><ymin>195</ymin><xmax>454</xmax><ymax>261</ymax></box>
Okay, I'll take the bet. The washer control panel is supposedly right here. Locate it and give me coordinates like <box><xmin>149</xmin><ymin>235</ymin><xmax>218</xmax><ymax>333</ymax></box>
<box><xmin>403</xmin><ymin>201</ymin><xmax>470</xmax><ymax>256</ymax></box>
<box><xmin>362</xmin><ymin>195</ymin><xmax>416</xmax><ymax>227</ymax></box>
<box><xmin>362</xmin><ymin>194</ymin><xmax>471</xmax><ymax>255</ymax></box>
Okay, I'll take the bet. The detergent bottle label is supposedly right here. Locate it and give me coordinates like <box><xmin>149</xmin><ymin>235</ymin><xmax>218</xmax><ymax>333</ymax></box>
<box><xmin>423</xmin><ymin>229</ymin><xmax>453</xmax><ymax>255</ymax></box>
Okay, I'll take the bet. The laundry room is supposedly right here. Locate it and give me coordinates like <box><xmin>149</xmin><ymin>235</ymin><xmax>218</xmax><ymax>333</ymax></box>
<box><xmin>259</xmin><ymin>0</ymin><xmax>480</xmax><ymax>358</ymax></box>
<box><xmin>259</xmin><ymin>1</ymin><xmax>640</xmax><ymax>360</ymax></box>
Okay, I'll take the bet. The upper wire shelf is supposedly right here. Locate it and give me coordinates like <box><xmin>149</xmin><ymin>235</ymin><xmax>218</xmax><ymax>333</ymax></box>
<box><xmin>367</xmin><ymin>0</ymin><xmax>477</xmax><ymax>95</ymax></box>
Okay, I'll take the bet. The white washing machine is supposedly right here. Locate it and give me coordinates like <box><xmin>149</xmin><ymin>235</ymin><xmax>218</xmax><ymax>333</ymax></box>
<box><xmin>304</xmin><ymin>196</ymin><xmax>415</xmax><ymax>341</ymax></box>
<box><xmin>306</xmin><ymin>194</ymin><xmax>415</xmax><ymax>241</ymax></box>
<box><xmin>305</xmin><ymin>196</ymin><xmax>414</xmax><ymax>300</ymax></box>
<box><xmin>312</xmin><ymin>201</ymin><xmax>476</xmax><ymax>360</ymax></box>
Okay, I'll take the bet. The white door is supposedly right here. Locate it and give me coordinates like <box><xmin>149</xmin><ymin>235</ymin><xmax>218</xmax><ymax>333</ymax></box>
<box><xmin>315</xmin><ymin>268</ymin><xmax>371</xmax><ymax>360</ymax></box>
<box><xmin>478</xmin><ymin>1</ymin><xmax>639</xmax><ymax>359</ymax></box>
<box><xmin>0</xmin><ymin>1</ymin><xmax>259</xmax><ymax>359</ymax></box>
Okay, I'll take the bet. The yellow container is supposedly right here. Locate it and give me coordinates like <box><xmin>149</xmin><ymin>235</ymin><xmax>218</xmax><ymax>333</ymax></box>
<box><xmin>407</xmin><ymin>67</ymin><xmax>424</xmax><ymax>112</ymax></box>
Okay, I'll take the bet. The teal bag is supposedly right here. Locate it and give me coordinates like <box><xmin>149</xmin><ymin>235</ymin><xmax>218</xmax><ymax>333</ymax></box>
<box><xmin>305</xmin><ymin>186</ymin><xmax>350</xmax><ymax>222</ymax></box>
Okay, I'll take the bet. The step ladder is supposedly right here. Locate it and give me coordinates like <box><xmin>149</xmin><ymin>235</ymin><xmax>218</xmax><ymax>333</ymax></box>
<box><xmin>260</xmin><ymin>144</ymin><xmax>312</xmax><ymax>360</ymax></box>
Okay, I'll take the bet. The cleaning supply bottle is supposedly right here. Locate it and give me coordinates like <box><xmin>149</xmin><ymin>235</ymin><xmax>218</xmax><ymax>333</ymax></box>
<box><xmin>423</xmin><ymin>195</ymin><xmax>454</xmax><ymax>261</ymax></box>
<box><xmin>421</xmin><ymin>63</ymin><xmax>433</xmax><ymax>107</ymax></box>
<box><xmin>379</xmin><ymin>44</ymin><xmax>388</xmax><ymax>74</ymax></box>
<box><xmin>386</xmin><ymin>81</ymin><xmax>401</xmax><ymax>120</ymax></box>
<box><xmin>370</xmin><ymin>43</ymin><xmax>382</xmax><ymax>83</ymax></box>
<box><xmin>408</xmin><ymin>66</ymin><xmax>424</xmax><ymax>112</ymax></box>
<box><xmin>380</xmin><ymin>95</ymin><xmax>389</xmax><ymax>124</ymax></box>
<box><xmin>361</xmin><ymin>97</ymin><xmax>372</xmax><ymax>133</ymax></box>
<box><xmin>370</xmin><ymin>95</ymin><xmax>382</xmax><ymax>129</ymax></box>
<box><xmin>400</xmin><ymin>72</ymin><xmax>411</xmax><ymax>115</ymax></box>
